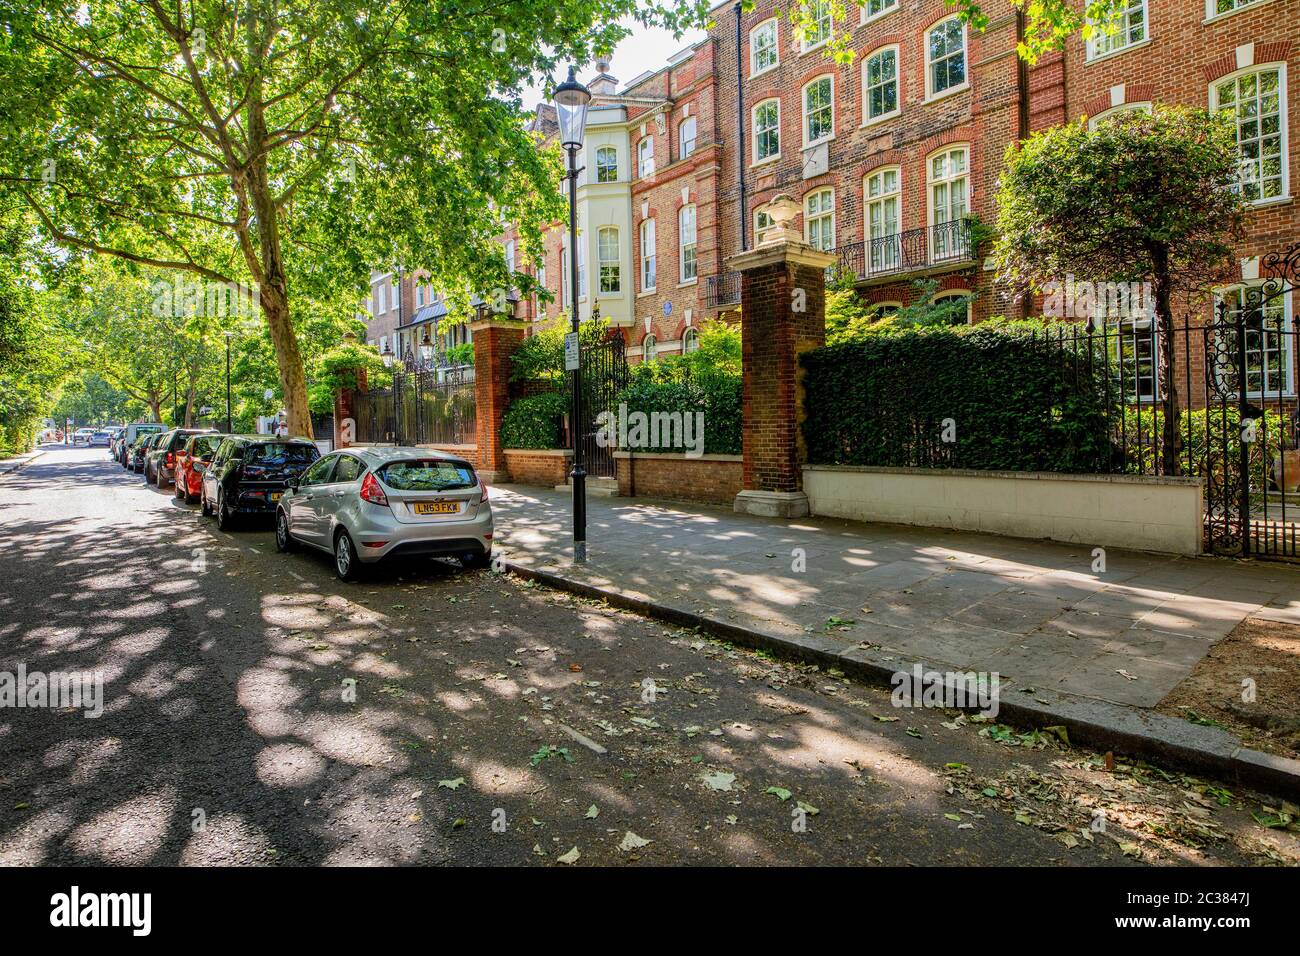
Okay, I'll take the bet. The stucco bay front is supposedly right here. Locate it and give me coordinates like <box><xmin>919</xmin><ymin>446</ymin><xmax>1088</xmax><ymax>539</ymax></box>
<box><xmin>803</xmin><ymin>466</ymin><xmax>1204</xmax><ymax>556</ymax></box>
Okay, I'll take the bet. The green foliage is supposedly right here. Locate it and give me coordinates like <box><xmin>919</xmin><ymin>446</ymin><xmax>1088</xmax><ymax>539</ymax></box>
<box><xmin>509</xmin><ymin>315</ymin><xmax>609</xmax><ymax>384</ymax></box>
<box><xmin>51</xmin><ymin>373</ymin><xmax>138</xmax><ymax>427</ymax></box>
<box><xmin>993</xmin><ymin>107</ymin><xmax>1245</xmax><ymax>297</ymax></box>
<box><xmin>826</xmin><ymin>281</ymin><xmax>972</xmax><ymax>345</ymax></box>
<box><xmin>617</xmin><ymin>321</ymin><xmax>743</xmax><ymax>454</ymax></box>
<box><xmin>501</xmin><ymin>390</ymin><xmax>569</xmax><ymax>449</ymax></box>
<box><xmin>308</xmin><ymin>341</ymin><xmax>392</xmax><ymax>414</ymax></box>
<box><xmin>445</xmin><ymin>342</ymin><xmax>475</xmax><ymax>367</ymax></box>
<box><xmin>802</xmin><ymin>321</ymin><xmax>1117</xmax><ymax>473</ymax></box>
<box><xmin>1122</xmin><ymin>405</ymin><xmax>1291</xmax><ymax>489</ymax></box>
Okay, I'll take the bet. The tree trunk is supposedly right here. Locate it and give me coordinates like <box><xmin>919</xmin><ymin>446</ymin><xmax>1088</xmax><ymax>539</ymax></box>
<box><xmin>1152</xmin><ymin>247</ymin><xmax>1182</xmax><ymax>476</ymax></box>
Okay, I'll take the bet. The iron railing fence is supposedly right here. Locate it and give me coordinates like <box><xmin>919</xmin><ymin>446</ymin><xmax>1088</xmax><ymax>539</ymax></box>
<box><xmin>834</xmin><ymin>219</ymin><xmax>975</xmax><ymax>283</ymax></box>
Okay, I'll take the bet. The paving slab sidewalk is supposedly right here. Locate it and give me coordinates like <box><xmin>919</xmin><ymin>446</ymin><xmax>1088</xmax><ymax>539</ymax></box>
<box><xmin>491</xmin><ymin>484</ymin><xmax>1300</xmax><ymax>793</ymax></box>
<box><xmin>0</xmin><ymin>450</ymin><xmax>43</xmax><ymax>476</ymax></box>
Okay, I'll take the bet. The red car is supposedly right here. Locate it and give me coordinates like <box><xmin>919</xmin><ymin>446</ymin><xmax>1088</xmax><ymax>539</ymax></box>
<box><xmin>173</xmin><ymin>433</ymin><xmax>226</xmax><ymax>504</ymax></box>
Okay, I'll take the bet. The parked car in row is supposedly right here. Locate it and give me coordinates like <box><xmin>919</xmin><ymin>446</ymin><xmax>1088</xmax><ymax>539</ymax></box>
<box><xmin>118</xmin><ymin>423</ymin><xmax>164</xmax><ymax>466</ymax></box>
<box><xmin>129</xmin><ymin>432</ymin><xmax>163</xmax><ymax>473</ymax></box>
<box><xmin>144</xmin><ymin>428</ymin><xmax>219</xmax><ymax>488</ymax></box>
<box><xmin>200</xmin><ymin>436</ymin><xmax>322</xmax><ymax>532</ymax></box>
<box><xmin>89</xmin><ymin>429</ymin><xmax>113</xmax><ymax>448</ymax></box>
<box><xmin>71</xmin><ymin>428</ymin><xmax>95</xmax><ymax>446</ymax></box>
<box><xmin>173</xmin><ymin>433</ymin><xmax>225</xmax><ymax>503</ymax></box>
<box><xmin>274</xmin><ymin>447</ymin><xmax>492</xmax><ymax>581</ymax></box>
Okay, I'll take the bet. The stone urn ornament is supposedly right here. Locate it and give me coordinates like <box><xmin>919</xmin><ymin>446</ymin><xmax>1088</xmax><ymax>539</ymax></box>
<box><xmin>758</xmin><ymin>194</ymin><xmax>802</xmax><ymax>246</ymax></box>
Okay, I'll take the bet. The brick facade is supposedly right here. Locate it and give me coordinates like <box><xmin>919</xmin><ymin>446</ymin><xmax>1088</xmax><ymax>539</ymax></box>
<box><xmin>615</xmin><ymin>452</ymin><xmax>743</xmax><ymax>504</ymax></box>
<box><xmin>472</xmin><ymin>317</ymin><xmax>529</xmax><ymax>481</ymax></box>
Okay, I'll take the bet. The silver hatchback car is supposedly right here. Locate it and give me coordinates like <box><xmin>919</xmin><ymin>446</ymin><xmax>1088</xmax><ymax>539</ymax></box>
<box><xmin>274</xmin><ymin>447</ymin><xmax>492</xmax><ymax>580</ymax></box>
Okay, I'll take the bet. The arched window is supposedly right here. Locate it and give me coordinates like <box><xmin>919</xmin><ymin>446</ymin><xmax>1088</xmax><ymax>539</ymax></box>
<box><xmin>1212</xmin><ymin>65</ymin><xmax>1288</xmax><ymax>203</ymax></box>
<box><xmin>678</xmin><ymin>116</ymin><xmax>697</xmax><ymax>160</ymax></box>
<box><xmin>864</xmin><ymin>167</ymin><xmax>901</xmax><ymax>273</ymax></box>
<box><xmin>640</xmin><ymin>219</ymin><xmax>656</xmax><ymax>292</ymax></box>
<box><xmin>863</xmin><ymin>46</ymin><xmax>899</xmax><ymax>123</ymax></box>
<box><xmin>682</xmin><ymin>327</ymin><xmax>700</xmax><ymax>353</ymax></box>
<box><xmin>803</xmin><ymin>76</ymin><xmax>834</xmax><ymax>146</ymax></box>
<box><xmin>804</xmin><ymin>188</ymin><xmax>835</xmax><ymax>252</ymax></box>
<box><xmin>925</xmin><ymin>15</ymin><xmax>967</xmax><ymax>99</ymax></box>
<box><xmin>753</xmin><ymin>99</ymin><xmax>780</xmax><ymax>164</ymax></box>
<box><xmin>801</xmin><ymin>0</ymin><xmax>832</xmax><ymax>51</ymax></box>
<box><xmin>596</xmin><ymin>146</ymin><xmax>618</xmax><ymax>182</ymax></box>
<box><xmin>750</xmin><ymin>19</ymin><xmax>778</xmax><ymax>76</ymax></box>
<box><xmin>598</xmin><ymin>226</ymin><xmax>620</xmax><ymax>294</ymax></box>
<box><xmin>638</xmin><ymin>137</ymin><xmax>655</xmax><ymax>177</ymax></box>
<box><xmin>643</xmin><ymin>333</ymin><xmax>658</xmax><ymax>362</ymax></box>
<box><xmin>930</xmin><ymin>291</ymin><xmax>972</xmax><ymax>325</ymax></box>
<box><xmin>928</xmin><ymin>145</ymin><xmax>969</xmax><ymax>260</ymax></box>
<box><xmin>679</xmin><ymin>205</ymin><xmax>697</xmax><ymax>282</ymax></box>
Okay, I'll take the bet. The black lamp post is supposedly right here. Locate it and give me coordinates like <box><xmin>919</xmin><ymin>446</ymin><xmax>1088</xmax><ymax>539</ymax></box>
<box><xmin>224</xmin><ymin>331</ymin><xmax>234</xmax><ymax>433</ymax></box>
<box><xmin>555</xmin><ymin>66</ymin><xmax>592</xmax><ymax>563</ymax></box>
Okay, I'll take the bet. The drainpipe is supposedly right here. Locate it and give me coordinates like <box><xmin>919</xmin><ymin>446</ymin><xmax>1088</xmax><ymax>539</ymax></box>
<box><xmin>734</xmin><ymin>2</ymin><xmax>747</xmax><ymax>252</ymax></box>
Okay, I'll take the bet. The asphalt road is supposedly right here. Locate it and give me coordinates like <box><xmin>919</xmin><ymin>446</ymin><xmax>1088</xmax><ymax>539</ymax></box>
<box><xmin>0</xmin><ymin>446</ymin><xmax>1295</xmax><ymax>866</ymax></box>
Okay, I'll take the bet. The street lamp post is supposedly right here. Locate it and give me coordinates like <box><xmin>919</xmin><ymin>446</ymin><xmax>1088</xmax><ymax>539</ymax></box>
<box><xmin>555</xmin><ymin>66</ymin><xmax>592</xmax><ymax>564</ymax></box>
<box><xmin>224</xmin><ymin>331</ymin><xmax>233</xmax><ymax>433</ymax></box>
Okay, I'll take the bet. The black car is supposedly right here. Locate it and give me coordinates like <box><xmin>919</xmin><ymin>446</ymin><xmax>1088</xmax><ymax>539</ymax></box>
<box><xmin>200</xmin><ymin>436</ymin><xmax>321</xmax><ymax>531</ymax></box>
<box><xmin>130</xmin><ymin>433</ymin><xmax>164</xmax><ymax>473</ymax></box>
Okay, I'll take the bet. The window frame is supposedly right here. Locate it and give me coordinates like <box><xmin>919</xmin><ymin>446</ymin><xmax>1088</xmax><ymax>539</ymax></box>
<box><xmin>924</xmin><ymin>14</ymin><xmax>969</xmax><ymax>102</ymax></box>
<box><xmin>930</xmin><ymin>291</ymin><xmax>974</xmax><ymax>326</ymax></box>
<box><xmin>637</xmin><ymin>136</ymin><xmax>655</xmax><ymax>178</ymax></box>
<box><xmin>642</xmin><ymin>332</ymin><xmax>659</xmax><ymax>362</ymax></box>
<box><xmin>927</xmin><ymin>144</ymin><xmax>971</xmax><ymax>262</ymax></box>
<box><xmin>1085</xmin><ymin>0</ymin><xmax>1149</xmax><ymax>63</ymax></box>
<box><xmin>678</xmin><ymin>116</ymin><xmax>697</xmax><ymax>161</ymax></box>
<box><xmin>863</xmin><ymin>166</ymin><xmax>902</xmax><ymax>273</ymax></box>
<box><xmin>802</xmin><ymin>75</ymin><xmax>835</xmax><ymax>148</ymax></box>
<box><xmin>750</xmin><ymin>18</ymin><xmax>779</xmax><ymax>77</ymax></box>
<box><xmin>1205</xmin><ymin>0</ymin><xmax>1273</xmax><ymax>22</ymax></box>
<box><xmin>1086</xmin><ymin>101</ymin><xmax>1153</xmax><ymax>130</ymax></box>
<box><xmin>752</xmin><ymin>98</ymin><xmax>781</xmax><ymax>165</ymax></box>
<box><xmin>682</xmin><ymin>327</ymin><xmax>700</xmax><ymax>353</ymax></box>
<box><xmin>862</xmin><ymin>45</ymin><xmax>901</xmax><ymax>126</ymax></box>
<box><xmin>860</xmin><ymin>0</ymin><xmax>898</xmax><ymax>24</ymax></box>
<box><xmin>804</xmin><ymin>187</ymin><xmax>836</xmax><ymax>252</ymax></box>
<box><xmin>597</xmin><ymin>226</ymin><xmax>621</xmax><ymax>295</ymax></box>
<box><xmin>595</xmin><ymin>145</ymin><xmax>619</xmax><ymax>182</ymax></box>
<box><xmin>1210</xmin><ymin>63</ymin><xmax>1290</xmax><ymax>206</ymax></box>
<box><xmin>801</xmin><ymin>0</ymin><xmax>833</xmax><ymax>53</ymax></box>
<box><xmin>640</xmin><ymin>218</ymin><xmax>657</xmax><ymax>293</ymax></box>
<box><xmin>679</xmin><ymin>204</ymin><xmax>697</xmax><ymax>284</ymax></box>
<box><xmin>1214</xmin><ymin>283</ymin><xmax>1296</xmax><ymax>398</ymax></box>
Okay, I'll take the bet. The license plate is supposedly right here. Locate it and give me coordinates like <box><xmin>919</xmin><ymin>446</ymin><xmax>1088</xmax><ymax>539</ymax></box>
<box><xmin>270</xmin><ymin>492</ymin><xmax>282</xmax><ymax>502</ymax></box>
<box><xmin>413</xmin><ymin>501</ymin><xmax>459</xmax><ymax>515</ymax></box>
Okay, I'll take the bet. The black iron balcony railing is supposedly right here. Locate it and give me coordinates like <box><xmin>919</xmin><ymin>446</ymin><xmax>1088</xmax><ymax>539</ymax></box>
<box><xmin>705</xmin><ymin>271</ymin><xmax>741</xmax><ymax>308</ymax></box>
<box><xmin>834</xmin><ymin>219</ymin><xmax>974</xmax><ymax>283</ymax></box>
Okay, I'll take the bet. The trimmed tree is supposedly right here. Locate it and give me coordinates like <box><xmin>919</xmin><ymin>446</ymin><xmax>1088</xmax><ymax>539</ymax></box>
<box><xmin>992</xmin><ymin>106</ymin><xmax>1246</xmax><ymax>475</ymax></box>
<box><xmin>0</xmin><ymin>0</ymin><xmax>704</xmax><ymax>437</ymax></box>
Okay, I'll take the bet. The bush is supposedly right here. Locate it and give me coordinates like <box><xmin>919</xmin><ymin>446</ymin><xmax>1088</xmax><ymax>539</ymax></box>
<box><xmin>509</xmin><ymin>314</ymin><xmax>609</xmax><ymax>384</ymax></box>
<box><xmin>614</xmin><ymin>373</ymin><xmax>742</xmax><ymax>455</ymax></box>
<box><xmin>501</xmin><ymin>390</ymin><xmax>568</xmax><ymax>449</ymax></box>
<box><xmin>308</xmin><ymin>341</ymin><xmax>392</xmax><ymax>414</ymax></box>
<box><xmin>801</xmin><ymin>321</ymin><xmax>1116</xmax><ymax>473</ymax></box>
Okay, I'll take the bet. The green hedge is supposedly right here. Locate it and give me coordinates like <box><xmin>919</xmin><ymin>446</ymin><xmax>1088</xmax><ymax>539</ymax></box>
<box><xmin>501</xmin><ymin>390</ymin><xmax>568</xmax><ymax>449</ymax></box>
<box><xmin>615</xmin><ymin>370</ymin><xmax>742</xmax><ymax>455</ymax></box>
<box><xmin>801</xmin><ymin>323</ymin><xmax>1116</xmax><ymax>472</ymax></box>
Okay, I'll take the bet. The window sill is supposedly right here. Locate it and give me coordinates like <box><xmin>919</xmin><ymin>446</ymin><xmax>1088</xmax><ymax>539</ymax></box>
<box><xmin>750</xmin><ymin>63</ymin><xmax>779</xmax><ymax>81</ymax></box>
<box><xmin>1202</xmin><ymin>0</ymin><xmax>1276</xmax><ymax>25</ymax></box>
<box><xmin>637</xmin><ymin>289</ymin><xmax>658</xmax><ymax>298</ymax></box>
<box><xmin>861</xmin><ymin>109</ymin><xmax>900</xmax><ymax>129</ymax></box>
<box><xmin>858</xmin><ymin>6</ymin><xmax>899</xmax><ymax>28</ymax></box>
<box><xmin>924</xmin><ymin>82</ymin><xmax>970</xmax><ymax>105</ymax></box>
<box><xmin>799</xmin><ymin>38</ymin><xmax>831</xmax><ymax>57</ymax></box>
<box><xmin>751</xmin><ymin>154</ymin><xmax>781</xmax><ymax>170</ymax></box>
<box><xmin>1247</xmin><ymin>194</ymin><xmax>1293</xmax><ymax>209</ymax></box>
<box><xmin>678</xmin><ymin>279</ymin><xmax>698</xmax><ymax>289</ymax></box>
<box><xmin>803</xmin><ymin>134</ymin><xmax>835</xmax><ymax>151</ymax></box>
<box><xmin>1084</xmin><ymin>37</ymin><xmax>1151</xmax><ymax>65</ymax></box>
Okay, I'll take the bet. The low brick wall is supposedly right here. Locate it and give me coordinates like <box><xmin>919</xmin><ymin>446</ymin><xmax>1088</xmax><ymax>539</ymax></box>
<box><xmin>804</xmin><ymin>465</ymin><xmax>1205</xmax><ymax>556</ymax></box>
<box><xmin>430</xmin><ymin>443</ymin><xmax>480</xmax><ymax>469</ymax></box>
<box><xmin>615</xmin><ymin>452</ymin><xmax>744</xmax><ymax>505</ymax></box>
<box><xmin>503</xmin><ymin>448</ymin><xmax>572</xmax><ymax>487</ymax></box>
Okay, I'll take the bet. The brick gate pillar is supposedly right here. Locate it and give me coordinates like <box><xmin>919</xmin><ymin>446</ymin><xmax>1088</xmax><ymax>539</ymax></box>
<box><xmin>726</xmin><ymin>201</ymin><xmax>835</xmax><ymax>518</ymax></box>
<box><xmin>471</xmin><ymin>315</ymin><xmax>528</xmax><ymax>483</ymax></box>
<box><xmin>333</xmin><ymin>332</ymin><xmax>368</xmax><ymax>449</ymax></box>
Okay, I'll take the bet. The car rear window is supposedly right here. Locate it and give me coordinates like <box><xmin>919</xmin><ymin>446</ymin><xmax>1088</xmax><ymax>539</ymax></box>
<box><xmin>376</xmin><ymin>459</ymin><xmax>477</xmax><ymax>491</ymax></box>
<box><xmin>190</xmin><ymin>436</ymin><xmax>222</xmax><ymax>456</ymax></box>
<box><xmin>247</xmin><ymin>442</ymin><xmax>319</xmax><ymax>465</ymax></box>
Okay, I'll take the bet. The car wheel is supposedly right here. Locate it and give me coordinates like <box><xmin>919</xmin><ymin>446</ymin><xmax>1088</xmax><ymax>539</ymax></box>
<box><xmin>200</xmin><ymin>489</ymin><xmax>212</xmax><ymax>517</ymax></box>
<box><xmin>333</xmin><ymin>529</ymin><xmax>363</xmax><ymax>582</ymax></box>
<box><xmin>461</xmin><ymin>548</ymin><xmax>492</xmax><ymax>570</ymax></box>
<box><xmin>173</xmin><ymin>473</ymin><xmax>185</xmax><ymax>499</ymax></box>
<box><xmin>275</xmin><ymin>510</ymin><xmax>297</xmax><ymax>553</ymax></box>
<box><xmin>216</xmin><ymin>490</ymin><xmax>236</xmax><ymax>531</ymax></box>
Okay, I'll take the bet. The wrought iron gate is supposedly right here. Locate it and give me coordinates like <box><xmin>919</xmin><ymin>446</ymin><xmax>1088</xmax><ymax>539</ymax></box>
<box><xmin>353</xmin><ymin>365</ymin><xmax>477</xmax><ymax>448</ymax></box>
<box><xmin>578</xmin><ymin>334</ymin><xmax>629</xmax><ymax>478</ymax></box>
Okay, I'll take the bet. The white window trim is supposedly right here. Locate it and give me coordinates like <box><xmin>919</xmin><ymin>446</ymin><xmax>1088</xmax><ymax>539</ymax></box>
<box><xmin>1084</xmin><ymin>0</ymin><xmax>1149</xmax><ymax>64</ymax></box>
<box><xmin>679</xmin><ymin>204</ymin><xmax>697</xmax><ymax>284</ymax></box>
<box><xmin>860</xmin><ymin>0</ymin><xmax>899</xmax><ymax>26</ymax></box>
<box><xmin>924</xmin><ymin>14</ymin><xmax>970</xmax><ymax>103</ymax></box>
<box><xmin>1203</xmin><ymin>0</ymin><xmax>1275</xmax><ymax>24</ymax></box>
<box><xmin>595</xmin><ymin>145</ymin><xmax>619</xmax><ymax>182</ymax></box>
<box><xmin>931</xmin><ymin>291</ymin><xmax>975</xmax><ymax>325</ymax></box>
<box><xmin>926</xmin><ymin>144</ymin><xmax>972</xmax><ymax>235</ymax></box>
<box><xmin>802</xmin><ymin>74</ymin><xmax>835</xmax><ymax>148</ymax></box>
<box><xmin>752</xmin><ymin>97</ymin><xmax>781</xmax><ymax>167</ymax></box>
<box><xmin>1209</xmin><ymin>62</ymin><xmax>1291</xmax><ymax>206</ymax></box>
<box><xmin>803</xmin><ymin>187</ymin><xmax>836</xmax><ymax>251</ymax></box>
<box><xmin>1213</xmin><ymin>282</ymin><xmax>1296</xmax><ymax>397</ymax></box>
<box><xmin>1087</xmin><ymin>101</ymin><xmax>1154</xmax><ymax>130</ymax></box>
<box><xmin>597</xmin><ymin>226</ymin><xmax>621</xmax><ymax>296</ymax></box>
<box><xmin>861</xmin><ymin>44</ymin><xmax>902</xmax><ymax>128</ymax></box>
<box><xmin>640</xmin><ymin>218</ymin><xmax>657</xmax><ymax>294</ymax></box>
<box><xmin>678</xmin><ymin>116</ymin><xmax>697</xmax><ymax>161</ymax></box>
<box><xmin>749</xmin><ymin>18</ymin><xmax>779</xmax><ymax>78</ymax></box>
<box><xmin>638</xmin><ymin>136</ymin><xmax>655</xmax><ymax>178</ymax></box>
<box><xmin>863</xmin><ymin>166</ymin><xmax>902</xmax><ymax>235</ymax></box>
<box><xmin>799</xmin><ymin>0</ymin><xmax>833</xmax><ymax>54</ymax></box>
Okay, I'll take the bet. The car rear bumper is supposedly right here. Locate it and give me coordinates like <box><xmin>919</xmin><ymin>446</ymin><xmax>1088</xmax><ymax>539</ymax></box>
<box><xmin>351</xmin><ymin>502</ymin><xmax>494</xmax><ymax>564</ymax></box>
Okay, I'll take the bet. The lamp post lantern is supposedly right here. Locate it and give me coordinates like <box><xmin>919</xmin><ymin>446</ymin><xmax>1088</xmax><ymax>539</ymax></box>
<box><xmin>555</xmin><ymin>66</ymin><xmax>592</xmax><ymax>563</ymax></box>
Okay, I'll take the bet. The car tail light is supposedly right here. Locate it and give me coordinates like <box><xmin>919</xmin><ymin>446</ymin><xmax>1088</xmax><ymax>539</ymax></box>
<box><xmin>165</xmin><ymin>452</ymin><xmax>174</xmax><ymax>467</ymax></box>
<box><xmin>478</xmin><ymin>479</ymin><xmax>489</xmax><ymax>503</ymax></box>
<box><xmin>359</xmin><ymin>472</ymin><xmax>388</xmax><ymax>506</ymax></box>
